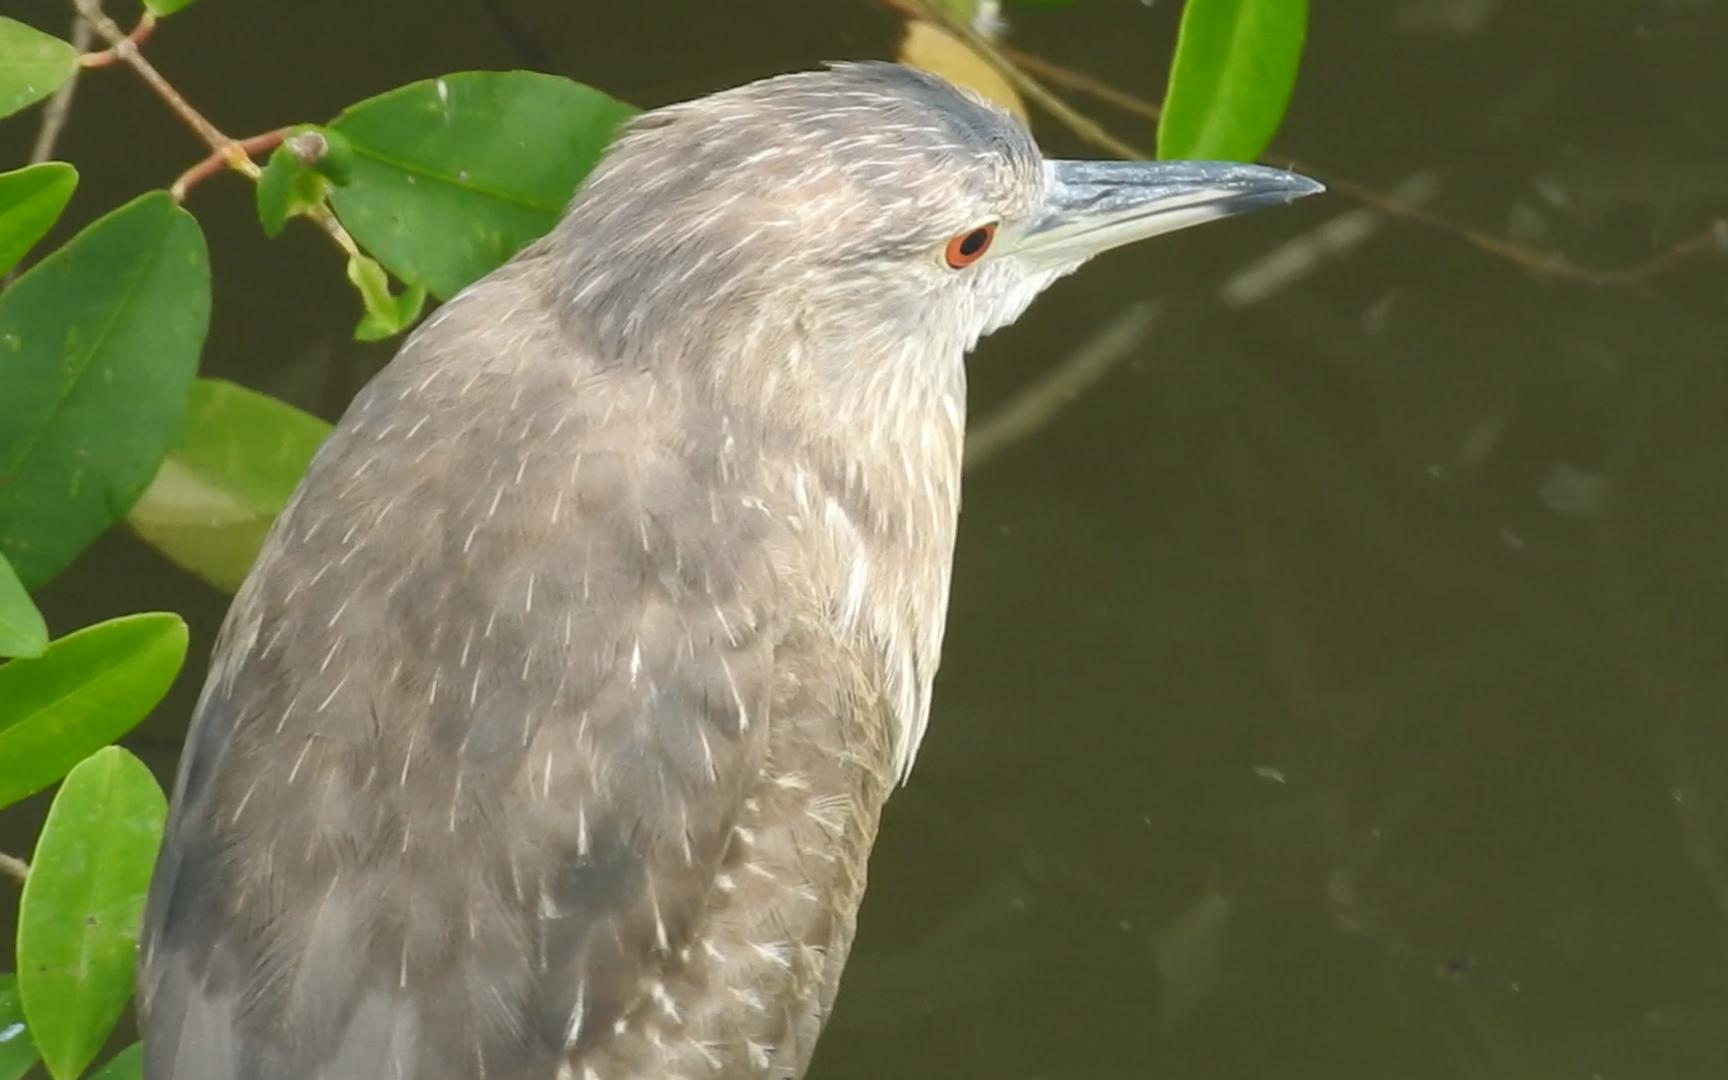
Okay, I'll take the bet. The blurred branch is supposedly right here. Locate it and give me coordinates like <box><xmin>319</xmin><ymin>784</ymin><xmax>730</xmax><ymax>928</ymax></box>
<box><xmin>30</xmin><ymin>4</ymin><xmax>99</xmax><ymax>162</ymax></box>
<box><xmin>879</xmin><ymin>0</ymin><xmax>1728</xmax><ymax>287</ymax></box>
<box><xmin>0</xmin><ymin>851</ymin><xmax>27</xmax><ymax>885</ymax></box>
<box><xmin>892</xmin><ymin>0</ymin><xmax>1143</xmax><ymax>160</ymax></box>
<box><xmin>965</xmin><ymin>302</ymin><xmax>1159</xmax><ymax>470</ymax></box>
<box><xmin>0</xmin><ymin>6</ymin><xmax>100</xmax><ymax>289</ymax></box>
<box><xmin>479</xmin><ymin>0</ymin><xmax>555</xmax><ymax>68</ymax></box>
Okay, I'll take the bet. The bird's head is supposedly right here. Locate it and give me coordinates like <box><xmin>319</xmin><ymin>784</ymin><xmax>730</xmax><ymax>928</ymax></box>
<box><xmin>547</xmin><ymin>61</ymin><xmax>1320</xmax><ymax>405</ymax></box>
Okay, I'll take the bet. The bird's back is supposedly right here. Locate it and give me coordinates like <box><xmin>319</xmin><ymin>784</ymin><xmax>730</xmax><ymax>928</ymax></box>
<box><xmin>138</xmin><ymin>255</ymin><xmax>903</xmax><ymax>1079</ymax></box>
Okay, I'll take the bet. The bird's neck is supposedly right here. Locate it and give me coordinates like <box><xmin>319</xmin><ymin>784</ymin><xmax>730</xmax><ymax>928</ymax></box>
<box><xmin>704</xmin><ymin>302</ymin><xmax>971</xmax><ymax>781</ymax></box>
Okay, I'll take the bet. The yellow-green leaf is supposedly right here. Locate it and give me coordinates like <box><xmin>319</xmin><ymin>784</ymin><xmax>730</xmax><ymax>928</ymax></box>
<box><xmin>0</xmin><ymin>191</ymin><xmax>211</xmax><ymax>587</ymax></box>
<box><xmin>0</xmin><ymin>613</ymin><xmax>187</xmax><ymax>810</ymax></box>
<box><xmin>0</xmin><ymin>162</ymin><xmax>77</xmax><ymax>276</ymax></box>
<box><xmin>144</xmin><ymin>0</ymin><xmax>202</xmax><ymax>14</ymax></box>
<box><xmin>86</xmin><ymin>1042</ymin><xmax>142</xmax><ymax>1080</ymax></box>
<box><xmin>346</xmin><ymin>253</ymin><xmax>427</xmax><ymax>341</ymax></box>
<box><xmin>128</xmin><ymin>379</ymin><xmax>331</xmax><ymax>591</ymax></box>
<box><xmin>0</xmin><ymin>19</ymin><xmax>77</xmax><ymax>120</ymax></box>
<box><xmin>255</xmin><ymin>130</ymin><xmax>334</xmax><ymax>239</ymax></box>
<box><xmin>1158</xmin><ymin>0</ymin><xmax>1308</xmax><ymax>162</ymax></box>
<box><xmin>17</xmin><ymin>748</ymin><xmax>167</xmax><ymax>1080</ymax></box>
<box><xmin>0</xmin><ymin>553</ymin><xmax>46</xmax><ymax>659</ymax></box>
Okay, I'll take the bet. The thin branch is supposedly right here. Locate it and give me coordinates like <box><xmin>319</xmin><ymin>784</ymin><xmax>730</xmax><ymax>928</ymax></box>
<box><xmin>964</xmin><ymin>301</ymin><xmax>1160</xmax><ymax>470</ymax></box>
<box><xmin>67</xmin><ymin>0</ymin><xmax>363</xmax><ymax>261</ymax></box>
<box><xmin>172</xmin><ymin>128</ymin><xmax>288</xmax><ymax>201</ymax></box>
<box><xmin>0</xmin><ymin>851</ymin><xmax>27</xmax><ymax>885</ymax></box>
<box><xmin>70</xmin><ymin>1</ymin><xmax>244</xmax><ymax>171</ymax></box>
<box><xmin>30</xmin><ymin>5</ymin><xmax>98</xmax><ymax>163</ymax></box>
<box><xmin>76</xmin><ymin>9</ymin><xmax>153</xmax><ymax>68</ymax></box>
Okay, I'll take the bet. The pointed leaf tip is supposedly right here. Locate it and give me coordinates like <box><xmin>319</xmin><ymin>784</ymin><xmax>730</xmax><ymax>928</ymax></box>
<box><xmin>1158</xmin><ymin>0</ymin><xmax>1308</xmax><ymax>163</ymax></box>
<box><xmin>0</xmin><ymin>19</ymin><xmax>77</xmax><ymax>120</ymax></box>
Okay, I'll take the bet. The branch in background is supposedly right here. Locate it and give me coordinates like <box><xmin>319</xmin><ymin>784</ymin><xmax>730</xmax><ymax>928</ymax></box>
<box><xmin>896</xmin><ymin>0</ymin><xmax>1144</xmax><ymax>160</ymax></box>
<box><xmin>0</xmin><ymin>5</ymin><xmax>100</xmax><ymax>289</ymax></box>
<box><xmin>964</xmin><ymin>302</ymin><xmax>1160</xmax><ymax>470</ymax></box>
<box><xmin>882</xmin><ymin>0</ymin><xmax>1727</xmax><ymax>287</ymax></box>
<box><xmin>0</xmin><ymin>851</ymin><xmax>27</xmax><ymax>885</ymax></box>
<box><xmin>29</xmin><ymin>4</ymin><xmax>99</xmax><ymax>163</ymax></box>
<box><xmin>479</xmin><ymin>0</ymin><xmax>555</xmax><ymax>69</ymax></box>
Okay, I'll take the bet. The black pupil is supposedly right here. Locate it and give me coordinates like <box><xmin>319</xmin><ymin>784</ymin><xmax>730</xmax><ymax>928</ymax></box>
<box><xmin>959</xmin><ymin>228</ymin><xmax>989</xmax><ymax>257</ymax></box>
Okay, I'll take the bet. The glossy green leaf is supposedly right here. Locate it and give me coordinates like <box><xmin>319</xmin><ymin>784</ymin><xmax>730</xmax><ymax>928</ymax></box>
<box><xmin>144</xmin><ymin>0</ymin><xmax>203</xmax><ymax>15</ymax></box>
<box><xmin>0</xmin><ymin>162</ymin><xmax>77</xmax><ymax>276</ymax></box>
<box><xmin>1158</xmin><ymin>0</ymin><xmax>1307</xmax><ymax>162</ymax></box>
<box><xmin>0</xmin><ymin>554</ymin><xmax>47</xmax><ymax>659</ymax></box>
<box><xmin>0</xmin><ymin>613</ymin><xmax>186</xmax><ymax>810</ymax></box>
<box><xmin>86</xmin><ymin>1042</ymin><xmax>142</xmax><ymax>1080</ymax></box>
<box><xmin>0</xmin><ymin>974</ymin><xmax>40</xmax><ymax>1080</ymax></box>
<box><xmin>128</xmin><ymin>379</ymin><xmax>331</xmax><ymax>591</ymax></box>
<box><xmin>17</xmin><ymin>748</ymin><xmax>167</xmax><ymax>1080</ymax></box>
<box><xmin>0</xmin><ymin>191</ymin><xmax>211</xmax><ymax>587</ymax></box>
<box><xmin>0</xmin><ymin>19</ymin><xmax>77</xmax><ymax>120</ymax></box>
<box><xmin>327</xmin><ymin>71</ymin><xmax>636</xmax><ymax>299</ymax></box>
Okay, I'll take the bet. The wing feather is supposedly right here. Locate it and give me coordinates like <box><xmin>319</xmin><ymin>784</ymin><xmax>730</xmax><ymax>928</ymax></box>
<box><xmin>141</xmin><ymin>273</ymin><xmax>780</xmax><ymax>1079</ymax></box>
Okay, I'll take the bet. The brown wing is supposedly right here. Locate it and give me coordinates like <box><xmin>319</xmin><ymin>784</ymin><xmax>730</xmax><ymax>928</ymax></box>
<box><xmin>139</xmin><ymin>274</ymin><xmax>782</xmax><ymax>1079</ymax></box>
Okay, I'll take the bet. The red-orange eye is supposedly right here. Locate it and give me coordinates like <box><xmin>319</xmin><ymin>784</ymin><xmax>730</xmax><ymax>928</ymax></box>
<box><xmin>944</xmin><ymin>223</ymin><xmax>997</xmax><ymax>269</ymax></box>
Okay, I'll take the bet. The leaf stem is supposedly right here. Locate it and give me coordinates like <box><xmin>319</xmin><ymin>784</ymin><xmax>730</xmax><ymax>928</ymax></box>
<box><xmin>172</xmin><ymin>128</ymin><xmax>288</xmax><ymax>202</ymax></box>
<box><xmin>0</xmin><ymin>851</ymin><xmax>27</xmax><ymax>885</ymax></box>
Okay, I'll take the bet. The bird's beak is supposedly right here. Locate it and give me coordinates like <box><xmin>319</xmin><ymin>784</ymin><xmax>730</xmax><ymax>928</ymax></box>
<box><xmin>1013</xmin><ymin>160</ymin><xmax>1324</xmax><ymax>269</ymax></box>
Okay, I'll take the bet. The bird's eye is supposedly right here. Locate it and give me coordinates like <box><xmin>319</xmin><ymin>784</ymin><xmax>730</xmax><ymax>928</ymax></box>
<box><xmin>943</xmin><ymin>223</ymin><xmax>997</xmax><ymax>269</ymax></box>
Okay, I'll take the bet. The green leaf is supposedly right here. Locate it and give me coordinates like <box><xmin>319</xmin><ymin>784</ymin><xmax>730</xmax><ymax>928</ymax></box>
<box><xmin>17</xmin><ymin>747</ymin><xmax>167</xmax><ymax>1080</ymax></box>
<box><xmin>0</xmin><ymin>19</ymin><xmax>78</xmax><ymax>120</ymax></box>
<box><xmin>86</xmin><ymin>1043</ymin><xmax>142</xmax><ymax>1080</ymax></box>
<box><xmin>144</xmin><ymin>0</ymin><xmax>202</xmax><ymax>14</ymax></box>
<box><xmin>256</xmin><ymin>140</ymin><xmax>328</xmax><ymax>238</ymax></box>
<box><xmin>1157</xmin><ymin>0</ymin><xmax>1308</xmax><ymax>162</ymax></box>
<box><xmin>0</xmin><ymin>973</ymin><xmax>40</xmax><ymax>1080</ymax></box>
<box><xmin>0</xmin><ymin>613</ymin><xmax>187</xmax><ymax>810</ymax></box>
<box><xmin>0</xmin><ymin>162</ymin><xmax>77</xmax><ymax>276</ymax></box>
<box><xmin>0</xmin><ymin>191</ymin><xmax>211</xmax><ymax>587</ymax></box>
<box><xmin>0</xmin><ymin>554</ymin><xmax>47</xmax><ymax>659</ymax></box>
<box><xmin>327</xmin><ymin>71</ymin><xmax>636</xmax><ymax>299</ymax></box>
<box><xmin>346</xmin><ymin>253</ymin><xmax>427</xmax><ymax>340</ymax></box>
<box><xmin>128</xmin><ymin>379</ymin><xmax>331</xmax><ymax>591</ymax></box>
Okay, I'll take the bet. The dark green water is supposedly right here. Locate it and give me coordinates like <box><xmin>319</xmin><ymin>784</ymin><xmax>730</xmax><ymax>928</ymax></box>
<box><xmin>5</xmin><ymin>0</ymin><xmax>1728</xmax><ymax>1076</ymax></box>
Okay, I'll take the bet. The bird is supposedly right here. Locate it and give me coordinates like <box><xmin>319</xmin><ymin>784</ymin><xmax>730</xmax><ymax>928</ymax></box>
<box><xmin>138</xmin><ymin>61</ymin><xmax>1320</xmax><ymax>1080</ymax></box>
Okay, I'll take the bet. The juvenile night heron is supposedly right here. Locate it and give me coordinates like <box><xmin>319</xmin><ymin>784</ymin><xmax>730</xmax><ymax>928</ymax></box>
<box><xmin>139</xmin><ymin>62</ymin><xmax>1319</xmax><ymax>1079</ymax></box>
